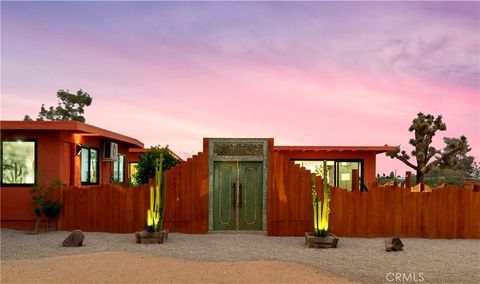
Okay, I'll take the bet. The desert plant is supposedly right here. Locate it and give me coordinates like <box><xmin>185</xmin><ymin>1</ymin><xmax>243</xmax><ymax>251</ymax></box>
<box><xmin>3</xmin><ymin>161</ymin><xmax>25</xmax><ymax>183</ymax></box>
<box><xmin>135</xmin><ymin>145</ymin><xmax>179</xmax><ymax>185</ymax></box>
<box><xmin>311</xmin><ymin>160</ymin><xmax>331</xmax><ymax>237</ymax></box>
<box><xmin>386</xmin><ymin>113</ymin><xmax>469</xmax><ymax>184</ymax></box>
<box><xmin>147</xmin><ymin>155</ymin><xmax>166</xmax><ymax>232</ymax></box>
<box><xmin>30</xmin><ymin>180</ymin><xmax>62</xmax><ymax>232</ymax></box>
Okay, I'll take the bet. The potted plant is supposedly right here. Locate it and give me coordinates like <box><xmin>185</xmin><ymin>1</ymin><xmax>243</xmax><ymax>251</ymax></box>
<box><xmin>135</xmin><ymin>155</ymin><xmax>169</xmax><ymax>244</ymax></box>
<box><xmin>305</xmin><ymin>161</ymin><xmax>338</xmax><ymax>248</ymax></box>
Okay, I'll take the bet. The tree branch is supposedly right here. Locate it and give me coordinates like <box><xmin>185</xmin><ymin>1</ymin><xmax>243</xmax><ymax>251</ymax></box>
<box><xmin>387</xmin><ymin>149</ymin><xmax>418</xmax><ymax>170</ymax></box>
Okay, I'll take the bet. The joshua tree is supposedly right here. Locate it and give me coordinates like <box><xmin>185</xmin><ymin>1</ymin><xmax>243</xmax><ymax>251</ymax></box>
<box><xmin>386</xmin><ymin>113</ymin><xmax>469</xmax><ymax>184</ymax></box>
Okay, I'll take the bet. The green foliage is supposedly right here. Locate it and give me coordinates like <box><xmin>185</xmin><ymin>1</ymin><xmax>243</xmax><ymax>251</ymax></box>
<box><xmin>438</xmin><ymin>137</ymin><xmax>479</xmax><ymax>178</ymax></box>
<box><xmin>386</xmin><ymin>113</ymin><xmax>470</xmax><ymax>184</ymax></box>
<box><xmin>24</xmin><ymin>89</ymin><xmax>92</xmax><ymax>122</ymax></box>
<box><xmin>30</xmin><ymin>180</ymin><xmax>62</xmax><ymax>232</ymax></box>
<box><xmin>423</xmin><ymin>167</ymin><xmax>465</xmax><ymax>187</ymax></box>
<box><xmin>134</xmin><ymin>146</ymin><xmax>180</xmax><ymax>185</ymax></box>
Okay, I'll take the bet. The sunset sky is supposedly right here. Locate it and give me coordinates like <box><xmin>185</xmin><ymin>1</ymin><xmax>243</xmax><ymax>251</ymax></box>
<box><xmin>1</xmin><ymin>1</ymin><xmax>479</xmax><ymax>174</ymax></box>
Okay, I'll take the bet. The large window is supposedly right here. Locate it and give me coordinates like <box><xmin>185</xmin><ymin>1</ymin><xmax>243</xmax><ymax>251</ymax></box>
<box><xmin>295</xmin><ymin>160</ymin><xmax>363</xmax><ymax>191</ymax></box>
<box><xmin>112</xmin><ymin>155</ymin><xmax>125</xmax><ymax>183</ymax></box>
<box><xmin>81</xmin><ymin>147</ymin><xmax>98</xmax><ymax>185</ymax></box>
<box><xmin>1</xmin><ymin>140</ymin><xmax>36</xmax><ymax>185</ymax></box>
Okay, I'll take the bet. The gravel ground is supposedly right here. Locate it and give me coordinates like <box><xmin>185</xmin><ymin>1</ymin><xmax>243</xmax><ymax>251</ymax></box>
<box><xmin>1</xmin><ymin>228</ymin><xmax>479</xmax><ymax>283</ymax></box>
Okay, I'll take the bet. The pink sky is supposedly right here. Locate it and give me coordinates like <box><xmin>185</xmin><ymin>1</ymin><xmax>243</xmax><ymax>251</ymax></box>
<box><xmin>1</xmin><ymin>2</ymin><xmax>479</xmax><ymax>175</ymax></box>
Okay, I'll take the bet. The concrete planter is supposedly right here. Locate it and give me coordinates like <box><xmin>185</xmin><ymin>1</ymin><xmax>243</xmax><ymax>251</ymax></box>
<box><xmin>135</xmin><ymin>229</ymin><xmax>169</xmax><ymax>244</ymax></box>
<box><xmin>305</xmin><ymin>232</ymin><xmax>338</xmax><ymax>248</ymax></box>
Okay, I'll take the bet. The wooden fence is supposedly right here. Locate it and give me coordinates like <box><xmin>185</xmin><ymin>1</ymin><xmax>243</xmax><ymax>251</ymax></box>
<box><xmin>58</xmin><ymin>184</ymin><xmax>150</xmax><ymax>233</ymax></box>
<box><xmin>329</xmin><ymin>185</ymin><xmax>480</xmax><ymax>238</ymax></box>
<box><xmin>268</xmin><ymin>152</ymin><xmax>317</xmax><ymax>236</ymax></box>
<box><xmin>164</xmin><ymin>152</ymin><xmax>209</xmax><ymax>233</ymax></box>
<box><xmin>58</xmin><ymin>153</ymin><xmax>479</xmax><ymax>238</ymax></box>
<box><xmin>269</xmin><ymin>157</ymin><xmax>480</xmax><ymax>238</ymax></box>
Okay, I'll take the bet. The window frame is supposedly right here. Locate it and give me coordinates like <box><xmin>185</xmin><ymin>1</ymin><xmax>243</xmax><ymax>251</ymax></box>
<box><xmin>81</xmin><ymin>146</ymin><xmax>100</xmax><ymax>185</ymax></box>
<box><xmin>112</xmin><ymin>154</ymin><xmax>125</xmax><ymax>183</ymax></box>
<box><xmin>292</xmin><ymin>158</ymin><xmax>365</xmax><ymax>189</ymax></box>
<box><xmin>1</xmin><ymin>139</ymin><xmax>38</xmax><ymax>187</ymax></box>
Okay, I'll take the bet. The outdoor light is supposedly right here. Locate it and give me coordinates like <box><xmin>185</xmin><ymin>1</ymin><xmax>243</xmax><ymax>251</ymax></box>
<box><xmin>76</xmin><ymin>144</ymin><xmax>82</xmax><ymax>155</ymax></box>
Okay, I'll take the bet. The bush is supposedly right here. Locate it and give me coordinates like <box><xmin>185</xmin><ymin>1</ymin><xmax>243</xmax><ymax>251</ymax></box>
<box><xmin>134</xmin><ymin>146</ymin><xmax>180</xmax><ymax>185</ymax></box>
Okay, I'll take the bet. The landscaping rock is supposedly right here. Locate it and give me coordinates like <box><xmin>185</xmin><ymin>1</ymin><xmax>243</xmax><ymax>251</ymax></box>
<box><xmin>62</xmin><ymin>230</ymin><xmax>85</xmax><ymax>247</ymax></box>
<box><xmin>385</xmin><ymin>237</ymin><xmax>404</xmax><ymax>252</ymax></box>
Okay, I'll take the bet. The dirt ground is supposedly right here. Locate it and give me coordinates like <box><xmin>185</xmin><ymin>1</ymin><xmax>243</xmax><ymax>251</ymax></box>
<box><xmin>1</xmin><ymin>251</ymin><xmax>355</xmax><ymax>284</ymax></box>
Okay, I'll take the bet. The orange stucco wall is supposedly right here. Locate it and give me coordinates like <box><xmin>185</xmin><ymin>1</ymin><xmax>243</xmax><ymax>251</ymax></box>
<box><xmin>1</xmin><ymin>129</ymin><xmax>140</xmax><ymax>230</ymax></box>
<box><xmin>275</xmin><ymin>150</ymin><xmax>377</xmax><ymax>186</ymax></box>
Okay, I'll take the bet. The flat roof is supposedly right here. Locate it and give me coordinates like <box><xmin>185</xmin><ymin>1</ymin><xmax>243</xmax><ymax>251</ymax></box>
<box><xmin>1</xmin><ymin>120</ymin><xmax>144</xmax><ymax>148</ymax></box>
<box><xmin>129</xmin><ymin>148</ymin><xmax>184</xmax><ymax>161</ymax></box>
<box><xmin>274</xmin><ymin>145</ymin><xmax>397</xmax><ymax>154</ymax></box>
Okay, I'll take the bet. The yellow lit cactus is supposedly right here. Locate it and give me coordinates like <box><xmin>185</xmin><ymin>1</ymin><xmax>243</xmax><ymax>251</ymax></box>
<box><xmin>312</xmin><ymin>160</ymin><xmax>330</xmax><ymax>237</ymax></box>
<box><xmin>147</xmin><ymin>155</ymin><xmax>166</xmax><ymax>232</ymax></box>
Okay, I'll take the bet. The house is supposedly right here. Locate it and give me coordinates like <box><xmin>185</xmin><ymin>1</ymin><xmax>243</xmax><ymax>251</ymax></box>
<box><xmin>1</xmin><ymin>122</ymin><xmax>395</xmax><ymax>234</ymax></box>
<box><xmin>1</xmin><ymin>121</ymin><xmax>149</xmax><ymax>229</ymax></box>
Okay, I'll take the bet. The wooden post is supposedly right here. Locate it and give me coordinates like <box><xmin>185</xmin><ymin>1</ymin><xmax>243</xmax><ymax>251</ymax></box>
<box><xmin>405</xmin><ymin>171</ymin><xmax>411</xmax><ymax>189</ymax></box>
<box><xmin>352</xmin><ymin>169</ymin><xmax>359</xmax><ymax>192</ymax></box>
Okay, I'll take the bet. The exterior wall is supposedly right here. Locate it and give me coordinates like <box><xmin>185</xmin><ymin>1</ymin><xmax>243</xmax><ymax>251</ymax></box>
<box><xmin>274</xmin><ymin>150</ymin><xmax>377</xmax><ymax>187</ymax></box>
<box><xmin>1</xmin><ymin>131</ymin><xmax>65</xmax><ymax>229</ymax></box>
<box><xmin>1</xmin><ymin>129</ymin><xmax>140</xmax><ymax>230</ymax></box>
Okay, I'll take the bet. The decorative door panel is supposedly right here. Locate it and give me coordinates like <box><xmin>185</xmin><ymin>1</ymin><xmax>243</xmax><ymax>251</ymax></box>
<box><xmin>213</xmin><ymin>162</ymin><xmax>237</xmax><ymax>230</ymax></box>
<box><xmin>238</xmin><ymin>162</ymin><xmax>263</xmax><ymax>230</ymax></box>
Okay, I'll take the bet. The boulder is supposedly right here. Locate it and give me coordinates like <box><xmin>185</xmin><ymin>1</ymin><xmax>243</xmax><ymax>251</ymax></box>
<box><xmin>385</xmin><ymin>237</ymin><xmax>404</xmax><ymax>252</ymax></box>
<box><xmin>62</xmin><ymin>230</ymin><xmax>85</xmax><ymax>247</ymax></box>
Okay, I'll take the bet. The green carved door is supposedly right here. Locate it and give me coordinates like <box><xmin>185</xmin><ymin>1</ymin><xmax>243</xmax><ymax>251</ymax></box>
<box><xmin>238</xmin><ymin>162</ymin><xmax>263</xmax><ymax>230</ymax></box>
<box><xmin>213</xmin><ymin>161</ymin><xmax>263</xmax><ymax>230</ymax></box>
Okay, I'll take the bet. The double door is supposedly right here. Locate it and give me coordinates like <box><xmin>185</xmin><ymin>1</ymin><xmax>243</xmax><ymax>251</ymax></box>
<box><xmin>213</xmin><ymin>161</ymin><xmax>263</xmax><ymax>230</ymax></box>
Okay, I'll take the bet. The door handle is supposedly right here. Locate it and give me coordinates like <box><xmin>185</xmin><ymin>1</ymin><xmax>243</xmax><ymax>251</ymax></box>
<box><xmin>239</xmin><ymin>183</ymin><xmax>243</xmax><ymax>208</ymax></box>
<box><xmin>232</xmin><ymin>182</ymin><xmax>236</xmax><ymax>208</ymax></box>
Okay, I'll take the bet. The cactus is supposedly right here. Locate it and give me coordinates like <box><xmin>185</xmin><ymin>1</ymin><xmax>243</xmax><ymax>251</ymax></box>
<box><xmin>147</xmin><ymin>155</ymin><xmax>166</xmax><ymax>232</ymax></box>
<box><xmin>312</xmin><ymin>160</ymin><xmax>331</xmax><ymax>237</ymax></box>
<box><xmin>4</xmin><ymin>162</ymin><xmax>25</xmax><ymax>184</ymax></box>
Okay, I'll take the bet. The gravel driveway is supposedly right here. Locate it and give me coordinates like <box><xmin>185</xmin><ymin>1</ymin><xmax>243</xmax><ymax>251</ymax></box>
<box><xmin>1</xmin><ymin>229</ymin><xmax>479</xmax><ymax>283</ymax></box>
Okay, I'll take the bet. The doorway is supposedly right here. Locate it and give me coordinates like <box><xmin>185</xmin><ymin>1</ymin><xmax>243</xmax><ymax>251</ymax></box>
<box><xmin>213</xmin><ymin>161</ymin><xmax>263</xmax><ymax>230</ymax></box>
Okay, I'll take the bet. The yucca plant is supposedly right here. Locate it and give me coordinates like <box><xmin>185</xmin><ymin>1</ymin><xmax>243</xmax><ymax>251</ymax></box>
<box><xmin>312</xmin><ymin>160</ymin><xmax>331</xmax><ymax>237</ymax></box>
<box><xmin>147</xmin><ymin>155</ymin><xmax>166</xmax><ymax>232</ymax></box>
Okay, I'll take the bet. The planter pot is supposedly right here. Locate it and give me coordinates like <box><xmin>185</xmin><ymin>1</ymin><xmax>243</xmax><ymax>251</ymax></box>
<box><xmin>135</xmin><ymin>229</ymin><xmax>169</xmax><ymax>244</ymax></box>
<box><xmin>305</xmin><ymin>232</ymin><xmax>338</xmax><ymax>248</ymax></box>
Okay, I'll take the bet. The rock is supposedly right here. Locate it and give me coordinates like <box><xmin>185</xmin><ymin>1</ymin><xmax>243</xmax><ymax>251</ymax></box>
<box><xmin>385</xmin><ymin>237</ymin><xmax>404</xmax><ymax>252</ymax></box>
<box><xmin>62</xmin><ymin>230</ymin><xmax>85</xmax><ymax>247</ymax></box>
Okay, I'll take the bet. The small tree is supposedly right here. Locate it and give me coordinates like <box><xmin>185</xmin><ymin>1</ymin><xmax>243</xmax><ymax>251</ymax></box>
<box><xmin>24</xmin><ymin>89</ymin><xmax>92</xmax><ymax>122</ymax></box>
<box><xmin>439</xmin><ymin>137</ymin><xmax>479</xmax><ymax>178</ymax></box>
<box><xmin>135</xmin><ymin>146</ymin><xmax>180</xmax><ymax>185</ymax></box>
<box><xmin>30</xmin><ymin>180</ymin><xmax>62</xmax><ymax>232</ymax></box>
<box><xmin>386</xmin><ymin>113</ymin><xmax>469</xmax><ymax>184</ymax></box>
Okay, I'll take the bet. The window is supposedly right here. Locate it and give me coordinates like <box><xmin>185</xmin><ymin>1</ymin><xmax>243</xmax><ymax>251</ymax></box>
<box><xmin>81</xmin><ymin>147</ymin><xmax>98</xmax><ymax>185</ymax></box>
<box><xmin>1</xmin><ymin>140</ymin><xmax>36</xmax><ymax>185</ymax></box>
<box><xmin>294</xmin><ymin>160</ymin><xmax>363</xmax><ymax>191</ymax></box>
<box><xmin>129</xmin><ymin>162</ymin><xmax>139</xmax><ymax>185</ymax></box>
<box><xmin>112</xmin><ymin>155</ymin><xmax>125</xmax><ymax>183</ymax></box>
